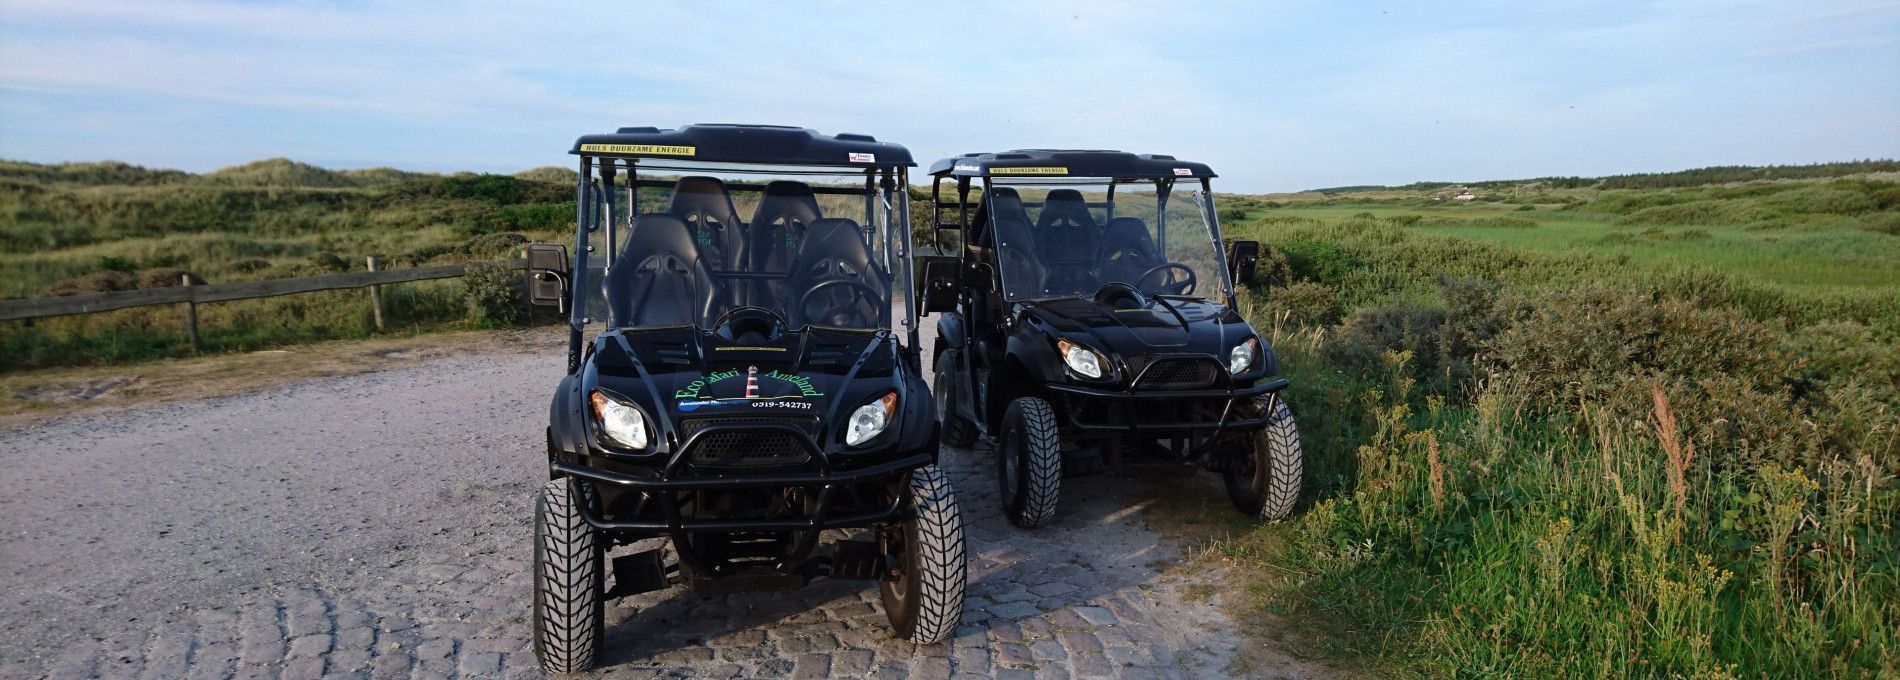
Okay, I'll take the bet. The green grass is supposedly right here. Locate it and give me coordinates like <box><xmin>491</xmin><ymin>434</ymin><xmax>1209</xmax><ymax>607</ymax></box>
<box><xmin>1256</xmin><ymin>205</ymin><xmax>1900</xmax><ymax>292</ymax></box>
<box><xmin>0</xmin><ymin>159</ymin><xmax>577</xmax><ymax>370</ymax></box>
<box><xmin>1214</xmin><ymin>186</ymin><xmax>1898</xmax><ymax>677</ymax></box>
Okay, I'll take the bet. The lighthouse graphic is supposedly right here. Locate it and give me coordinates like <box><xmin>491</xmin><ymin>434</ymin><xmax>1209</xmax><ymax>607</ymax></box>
<box><xmin>745</xmin><ymin>365</ymin><xmax>760</xmax><ymax>399</ymax></box>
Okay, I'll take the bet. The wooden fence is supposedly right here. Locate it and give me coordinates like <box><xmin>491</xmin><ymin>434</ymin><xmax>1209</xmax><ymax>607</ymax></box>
<box><xmin>0</xmin><ymin>257</ymin><xmax>523</xmax><ymax>351</ymax></box>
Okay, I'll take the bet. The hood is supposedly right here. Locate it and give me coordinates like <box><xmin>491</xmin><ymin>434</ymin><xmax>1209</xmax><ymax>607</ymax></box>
<box><xmin>589</xmin><ymin>326</ymin><xmax>897</xmax><ymax>422</ymax></box>
<box><xmin>1020</xmin><ymin>296</ymin><xmax>1250</xmax><ymax>358</ymax></box>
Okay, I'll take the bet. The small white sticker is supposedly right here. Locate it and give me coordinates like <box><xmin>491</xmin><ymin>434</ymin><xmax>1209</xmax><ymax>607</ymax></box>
<box><xmin>953</xmin><ymin>163</ymin><xmax>982</xmax><ymax>172</ymax></box>
<box><xmin>1173</xmin><ymin>168</ymin><xmax>1193</xmax><ymax>176</ymax></box>
<box><xmin>848</xmin><ymin>152</ymin><xmax>876</xmax><ymax>163</ymax></box>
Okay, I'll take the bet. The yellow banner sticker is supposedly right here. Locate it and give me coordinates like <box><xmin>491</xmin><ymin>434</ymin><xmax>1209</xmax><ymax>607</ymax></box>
<box><xmin>989</xmin><ymin>166</ymin><xmax>1068</xmax><ymax>175</ymax></box>
<box><xmin>579</xmin><ymin>144</ymin><xmax>697</xmax><ymax>156</ymax></box>
<box><xmin>713</xmin><ymin>346</ymin><xmax>788</xmax><ymax>352</ymax></box>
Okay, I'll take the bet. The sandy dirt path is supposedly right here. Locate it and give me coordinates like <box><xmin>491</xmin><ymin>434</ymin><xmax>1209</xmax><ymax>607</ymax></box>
<box><xmin>0</xmin><ymin>329</ymin><xmax>1323</xmax><ymax>678</ymax></box>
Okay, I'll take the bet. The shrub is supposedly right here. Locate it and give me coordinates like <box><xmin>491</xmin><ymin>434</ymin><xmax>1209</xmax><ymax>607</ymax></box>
<box><xmin>463</xmin><ymin>232</ymin><xmax>528</xmax><ymax>257</ymax></box>
<box><xmin>1278</xmin><ymin>239</ymin><xmax>1358</xmax><ymax>283</ymax></box>
<box><xmin>136</xmin><ymin>268</ymin><xmax>205</xmax><ymax>288</ymax></box>
<box><xmin>1253</xmin><ymin>244</ymin><xmax>1294</xmax><ymax>287</ymax></box>
<box><xmin>1513</xmin><ymin>204</ymin><xmax>1535</xmax><ymax>211</ymax></box>
<box><xmin>1855</xmin><ymin>211</ymin><xmax>1900</xmax><ymax>236</ymax></box>
<box><xmin>438</xmin><ymin>174</ymin><xmax>524</xmax><ymax>204</ymax></box>
<box><xmin>307</xmin><ymin>252</ymin><xmax>348</xmax><ymax>272</ymax></box>
<box><xmin>1328</xmin><ymin>303</ymin><xmax>1448</xmax><ymax>384</ymax></box>
<box><xmin>1620</xmin><ymin>200</ymin><xmax>1768</xmax><ymax>226</ymax></box>
<box><xmin>1267</xmin><ymin>282</ymin><xmax>1341</xmax><ymax>327</ymax></box>
<box><xmin>1473</xmin><ymin>216</ymin><xmax>1536</xmax><ymax>229</ymax></box>
<box><xmin>1762</xmin><ymin>186</ymin><xmax>1877</xmax><ymax>216</ymax></box>
<box><xmin>1218</xmin><ymin>207</ymin><xmax>1248</xmax><ymax>223</ymax></box>
<box><xmin>48</xmin><ymin>270</ymin><xmax>137</xmax><ymax>295</ymax></box>
<box><xmin>96</xmin><ymin>255</ymin><xmax>138</xmax><ymax>272</ymax></box>
<box><xmin>462</xmin><ymin>261</ymin><xmax>522</xmax><ymax>327</ymax></box>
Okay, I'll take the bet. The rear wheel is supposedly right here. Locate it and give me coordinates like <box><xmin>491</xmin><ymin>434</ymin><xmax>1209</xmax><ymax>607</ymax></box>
<box><xmin>879</xmin><ymin>464</ymin><xmax>967</xmax><ymax>643</ymax></box>
<box><xmin>933</xmin><ymin>344</ymin><xmax>977</xmax><ymax>448</ymax></box>
<box><xmin>531</xmin><ymin>478</ymin><xmax>604</xmax><ymax>673</ymax></box>
<box><xmin>1223</xmin><ymin>396</ymin><xmax>1303</xmax><ymax>519</ymax></box>
<box><xmin>998</xmin><ymin>396</ymin><xmax>1061</xmax><ymax>528</ymax></box>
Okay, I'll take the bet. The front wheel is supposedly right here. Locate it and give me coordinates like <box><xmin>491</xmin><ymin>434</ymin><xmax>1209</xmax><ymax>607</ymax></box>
<box><xmin>1223</xmin><ymin>396</ymin><xmax>1304</xmax><ymax>519</ymax></box>
<box><xmin>998</xmin><ymin>396</ymin><xmax>1062</xmax><ymax>528</ymax></box>
<box><xmin>531</xmin><ymin>478</ymin><xmax>604</xmax><ymax>673</ymax></box>
<box><xmin>879</xmin><ymin>464</ymin><xmax>967</xmax><ymax>644</ymax></box>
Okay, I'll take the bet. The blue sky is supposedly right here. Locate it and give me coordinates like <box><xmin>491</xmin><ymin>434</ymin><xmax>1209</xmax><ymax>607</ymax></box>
<box><xmin>1</xmin><ymin>1</ymin><xmax>1896</xmax><ymax>192</ymax></box>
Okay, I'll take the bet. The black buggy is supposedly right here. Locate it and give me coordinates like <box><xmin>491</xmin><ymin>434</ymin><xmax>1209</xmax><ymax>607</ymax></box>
<box><xmin>917</xmin><ymin>150</ymin><xmax>1302</xmax><ymax>528</ymax></box>
<box><xmin>522</xmin><ymin>125</ymin><xmax>964</xmax><ymax>672</ymax></box>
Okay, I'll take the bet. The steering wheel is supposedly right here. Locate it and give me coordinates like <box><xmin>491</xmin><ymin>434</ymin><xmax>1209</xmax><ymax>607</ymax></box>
<box><xmin>796</xmin><ymin>279</ymin><xmax>884</xmax><ymax>328</ymax></box>
<box><xmin>711</xmin><ymin>305</ymin><xmax>790</xmax><ymax>341</ymax></box>
<box><xmin>1092</xmin><ymin>281</ymin><xmax>1147</xmax><ymax>309</ymax></box>
<box><xmin>1135</xmin><ymin>263</ymin><xmax>1197</xmax><ymax>296</ymax></box>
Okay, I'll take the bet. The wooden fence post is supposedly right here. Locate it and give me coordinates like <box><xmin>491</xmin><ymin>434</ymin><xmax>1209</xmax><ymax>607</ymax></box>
<box><xmin>367</xmin><ymin>256</ymin><xmax>385</xmax><ymax>331</ymax></box>
<box><xmin>182</xmin><ymin>273</ymin><xmax>201</xmax><ymax>353</ymax></box>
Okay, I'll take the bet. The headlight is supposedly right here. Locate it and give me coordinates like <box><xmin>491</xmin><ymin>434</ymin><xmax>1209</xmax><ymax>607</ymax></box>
<box><xmin>589</xmin><ymin>390</ymin><xmax>650</xmax><ymax>450</ymax></box>
<box><xmin>845</xmin><ymin>392</ymin><xmax>898</xmax><ymax>446</ymax></box>
<box><xmin>1057</xmin><ymin>339</ymin><xmax>1105</xmax><ymax>379</ymax></box>
<box><xmin>1229</xmin><ymin>337</ymin><xmax>1260</xmax><ymax>375</ymax></box>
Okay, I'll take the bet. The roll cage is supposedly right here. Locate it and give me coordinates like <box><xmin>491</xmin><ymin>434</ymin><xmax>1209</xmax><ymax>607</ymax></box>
<box><xmin>546</xmin><ymin>125</ymin><xmax>923</xmax><ymax>374</ymax></box>
<box><xmin>921</xmin><ymin>149</ymin><xmax>1239</xmax><ymax>310</ymax></box>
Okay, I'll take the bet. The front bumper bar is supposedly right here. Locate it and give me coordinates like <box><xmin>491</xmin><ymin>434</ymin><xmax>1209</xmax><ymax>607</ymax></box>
<box><xmin>552</xmin><ymin>451</ymin><xmax>929</xmax><ymax>533</ymax></box>
<box><xmin>1047</xmin><ymin>377</ymin><xmax>1289</xmax><ymax>433</ymax></box>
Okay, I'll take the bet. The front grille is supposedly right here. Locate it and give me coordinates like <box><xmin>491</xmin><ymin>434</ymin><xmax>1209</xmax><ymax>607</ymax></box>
<box><xmin>681</xmin><ymin>416</ymin><xmax>815</xmax><ymax>468</ymax></box>
<box><xmin>1134</xmin><ymin>358</ymin><xmax>1221</xmax><ymax>390</ymax></box>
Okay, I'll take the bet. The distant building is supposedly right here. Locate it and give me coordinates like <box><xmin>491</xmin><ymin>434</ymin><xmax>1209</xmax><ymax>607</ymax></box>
<box><xmin>1452</xmin><ymin>188</ymin><xmax>1477</xmax><ymax>201</ymax></box>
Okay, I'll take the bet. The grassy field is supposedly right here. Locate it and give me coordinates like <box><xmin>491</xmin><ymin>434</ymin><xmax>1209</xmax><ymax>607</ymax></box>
<box><xmin>0</xmin><ymin>159</ymin><xmax>578</xmax><ymax>369</ymax></box>
<box><xmin>1212</xmin><ymin>164</ymin><xmax>1897</xmax><ymax>678</ymax></box>
<box><xmin>1258</xmin><ymin>204</ymin><xmax>1900</xmax><ymax>291</ymax></box>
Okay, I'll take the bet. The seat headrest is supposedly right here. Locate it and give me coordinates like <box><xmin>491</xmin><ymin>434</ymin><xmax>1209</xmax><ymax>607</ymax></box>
<box><xmin>1100</xmin><ymin>217</ymin><xmax>1155</xmax><ymax>252</ymax></box>
<box><xmin>1046</xmin><ymin>188</ymin><xmax>1086</xmax><ymax>202</ymax></box>
<box><xmin>797</xmin><ymin>218</ymin><xmax>873</xmax><ymax>268</ymax></box>
<box><xmin>1037</xmin><ymin>188</ymin><xmax>1096</xmax><ymax>230</ymax></box>
<box><xmin>620</xmin><ymin>213</ymin><xmax>700</xmax><ymax>261</ymax></box>
<box><xmin>752</xmin><ymin>181</ymin><xmax>820</xmax><ymax>226</ymax></box>
<box><xmin>989</xmin><ymin>186</ymin><xmax>1026</xmax><ymax>214</ymax></box>
<box><xmin>667</xmin><ymin>176</ymin><xmax>740</xmax><ymax>222</ymax></box>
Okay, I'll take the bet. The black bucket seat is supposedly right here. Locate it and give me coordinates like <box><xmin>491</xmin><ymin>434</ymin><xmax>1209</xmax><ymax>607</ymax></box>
<box><xmin>786</xmin><ymin>218</ymin><xmax>887</xmax><ymax>329</ymax></box>
<box><xmin>605</xmin><ymin>214</ymin><xmax>718</xmax><ymax>327</ymax></box>
<box><xmin>747</xmin><ymin>181</ymin><xmax>822</xmax><ymax>312</ymax></box>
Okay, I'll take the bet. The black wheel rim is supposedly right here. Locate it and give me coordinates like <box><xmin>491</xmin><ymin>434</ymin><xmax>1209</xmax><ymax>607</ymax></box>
<box><xmin>1000</xmin><ymin>417</ymin><xmax>1023</xmax><ymax>503</ymax></box>
<box><xmin>882</xmin><ymin>519</ymin><xmax>913</xmax><ymax>610</ymax></box>
<box><xmin>933</xmin><ymin>366</ymin><xmax>950</xmax><ymax>423</ymax></box>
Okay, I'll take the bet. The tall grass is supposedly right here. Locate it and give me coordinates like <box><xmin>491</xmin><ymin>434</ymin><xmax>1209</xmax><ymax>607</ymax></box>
<box><xmin>1220</xmin><ymin>215</ymin><xmax>1897</xmax><ymax>677</ymax></box>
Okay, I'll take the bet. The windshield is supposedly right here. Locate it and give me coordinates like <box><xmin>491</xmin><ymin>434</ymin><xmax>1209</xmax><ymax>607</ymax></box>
<box><xmin>980</xmin><ymin>178</ymin><xmax>1231</xmax><ymax>302</ymax></box>
<box><xmin>575</xmin><ymin>161</ymin><xmax>914</xmax><ymax>334</ymax></box>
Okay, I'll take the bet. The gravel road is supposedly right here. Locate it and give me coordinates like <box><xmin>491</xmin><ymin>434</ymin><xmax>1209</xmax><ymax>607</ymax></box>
<box><xmin>0</xmin><ymin>333</ymin><xmax>1286</xmax><ymax>679</ymax></box>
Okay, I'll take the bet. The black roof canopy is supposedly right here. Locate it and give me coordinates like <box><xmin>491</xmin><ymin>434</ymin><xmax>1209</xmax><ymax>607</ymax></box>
<box><xmin>927</xmin><ymin>149</ymin><xmax>1216</xmax><ymax>179</ymax></box>
<box><xmin>570</xmin><ymin>124</ymin><xmax>914</xmax><ymax>167</ymax></box>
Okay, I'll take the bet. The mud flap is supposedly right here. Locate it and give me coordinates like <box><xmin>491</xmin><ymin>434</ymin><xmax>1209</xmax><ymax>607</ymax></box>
<box><xmin>605</xmin><ymin>548</ymin><xmax>671</xmax><ymax>599</ymax></box>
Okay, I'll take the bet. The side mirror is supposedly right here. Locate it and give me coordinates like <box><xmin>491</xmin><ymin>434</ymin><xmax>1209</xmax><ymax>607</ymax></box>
<box><xmin>525</xmin><ymin>243</ymin><xmax>570</xmax><ymax>309</ymax></box>
<box><xmin>918</xmin><ymin>256</ymin><xmax>958</xmax><ymax>315</ymax></box>
<box><xmin>1226</xmin><ymin>240</ymin><xmax>1259</xmax><ymax>286</ymax></box>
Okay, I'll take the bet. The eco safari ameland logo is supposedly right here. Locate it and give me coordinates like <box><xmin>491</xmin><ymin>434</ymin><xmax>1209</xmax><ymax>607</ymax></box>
<box><xmin>674</xmin><ymin>365</ymin><xmax>824</xmax><ymax>411</ymax></box>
